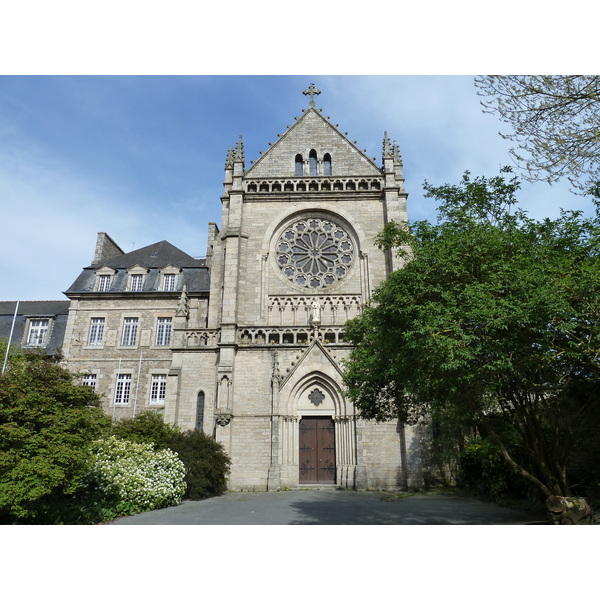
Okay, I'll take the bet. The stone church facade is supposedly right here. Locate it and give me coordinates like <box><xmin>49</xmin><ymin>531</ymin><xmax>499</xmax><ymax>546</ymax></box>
<box><xmin>4</xmin><ymin>86</ymin><xmax>423</xmax><ymax>490</ymax></box>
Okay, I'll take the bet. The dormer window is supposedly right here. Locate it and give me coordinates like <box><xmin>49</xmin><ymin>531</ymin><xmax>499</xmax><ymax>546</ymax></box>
<box><xmin>309</xmin><ymin>149</ymin><xmax>318</xmax><ymax>176</ymax></box>
<box><xmin>163</xmin><ymin>273</ymin><xmax>176</xmax><ymax>291</ymax></box>
<box><xmin>324</xmin><ymin>153</ymin><xmax>332</xmax><ymax>176</ymax></box>
<box><xmin>98</xmin><ymin>275</ymin><xmax>111</xmax><ymax>292</ymax></box>
<box><xmin>295</xmin><ymin>154</ymin><xmax>303</xmax><ymax>176</ymax></box>
<box><xmin>26</xmin><ymin>318</ymin><xmax>50</xmax><ymax>346</ymax></box>
<box><xmin>130</xmin><ymin>274</ymin><xmax>143</xmax><ymax>292</ymax></box>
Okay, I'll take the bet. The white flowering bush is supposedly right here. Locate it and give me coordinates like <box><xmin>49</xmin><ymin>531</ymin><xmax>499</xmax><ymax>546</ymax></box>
<box><xmin>83</xmin><ymin>436</ymin><xmax>186</xmax><ymax>516</ymax></box>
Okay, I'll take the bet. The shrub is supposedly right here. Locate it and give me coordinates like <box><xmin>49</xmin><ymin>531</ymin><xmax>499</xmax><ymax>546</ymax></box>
<box><xmin>81</xmin><ymin>436</ymin><xmax>186</xmax><ymax>518</ymax></box>
<box><xmin>165</xmin><ymin>430</ymin><xmax>231</xmax><ymax>500</ymax></box>
<box><xmin>458</xmin><ymin>439</ymin><xmax>538</xmax><ymax>503</ymax></box>
<box><xmin>112</xmin><ymin>412</ymin><xmax>231</xmax><ymax>501</ymax></box>
<box><xmin>111</xmin><ymin>411</ymin><xmax>179</xmax><ymax>450</ymax></box>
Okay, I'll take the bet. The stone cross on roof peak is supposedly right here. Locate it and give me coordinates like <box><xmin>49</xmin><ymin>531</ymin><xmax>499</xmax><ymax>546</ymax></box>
<box><xmin>303</xmin><ymin>83</ymin><xmax>321</xmax><ymax>108</ymax></box>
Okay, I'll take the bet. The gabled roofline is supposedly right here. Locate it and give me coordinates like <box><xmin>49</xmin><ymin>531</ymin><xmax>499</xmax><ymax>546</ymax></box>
<box><xmin>244</xmin><ymin>107</ymin><xmax>381</xmax><ymax>176</ymax></box>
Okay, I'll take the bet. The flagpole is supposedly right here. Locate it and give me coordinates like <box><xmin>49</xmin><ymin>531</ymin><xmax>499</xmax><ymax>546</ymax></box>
<box><xmin>2</xmin><ymin>300</ymin><xmax>19</xmax><ymax>375</ymax></box>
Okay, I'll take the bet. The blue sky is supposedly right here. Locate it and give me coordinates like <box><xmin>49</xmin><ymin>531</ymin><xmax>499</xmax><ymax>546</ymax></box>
<box><xmin>1</xmin><ymin>75</ymin><xmax>596</xmax><ymax>301</ymax></box>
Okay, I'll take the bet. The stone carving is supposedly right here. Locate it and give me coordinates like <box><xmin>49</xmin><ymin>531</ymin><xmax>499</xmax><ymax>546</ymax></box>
<box><xmin>303</xmin><ymin>83</ymin><xmax>321</xmax><ymax>108</ymax></box>
<box><xmin>215</xmin><ymin>412</ymin><xmax>233</xmax><ymax>427</ymax></box>
<box><xmin>176</xmin><ymin>285</ymin><xmax>189</xmax><ymax>317</ymax></box>
<box><xmin>311</xmin><ymin>300</ymin><xmax>321</xmax><ymax>324</ymax></box>
<box><xmin>308</xmin><ymin>388</ymin><xmax>325</xmax><ymax>406</ymax></box>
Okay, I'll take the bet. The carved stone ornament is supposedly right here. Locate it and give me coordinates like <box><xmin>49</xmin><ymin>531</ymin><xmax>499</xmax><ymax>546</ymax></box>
<box><xmin>176</xmin><ymin>285</ymin><xmax>189</xmax><ymax>318</ymax></box>
<box><xmin>215</xmin><ymin>412</ymin><xmax>233</xmax><ymax>427</ymax></box>
<box><xmin>308</xmin><ymin>388</ymin><xmax>325</xmax><ymax>406</ymax></box>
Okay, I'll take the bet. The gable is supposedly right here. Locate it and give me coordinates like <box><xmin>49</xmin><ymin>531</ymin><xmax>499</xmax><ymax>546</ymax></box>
<box><xmin>245</xmin><ymin>109</ymin><xmax>381</xmax><ymax>179</ymax></box>
<box><xmin>280</xmin><ymin>338</ymin><xmax>344</xmax><ymax>390</ymax></box>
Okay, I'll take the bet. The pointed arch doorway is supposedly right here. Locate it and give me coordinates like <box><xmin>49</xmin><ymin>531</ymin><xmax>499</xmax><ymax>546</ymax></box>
<box><xmin>276</xmin><ymin>363</ymin><xmax>360</xmax><ymax>489</ymax></box>
<box><xmin>299</xmin><ymin>416</ymin><xmax>336</xmax><ymax>483</ymax></box>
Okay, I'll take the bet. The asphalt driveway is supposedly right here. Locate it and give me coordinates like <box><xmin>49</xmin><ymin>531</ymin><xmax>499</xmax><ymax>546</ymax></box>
<box><xmin>110</xmin><ymin>489</ymin><xmax>546</xmax><ymax>525</ymax></box>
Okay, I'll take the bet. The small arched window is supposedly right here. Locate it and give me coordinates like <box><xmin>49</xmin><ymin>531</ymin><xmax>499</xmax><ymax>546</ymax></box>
<box><xmin>323</xmin><ymin>153</ymin><xmax>332</xmax><ymax>176</ymax></box>
<box><xmin>295</xmin><ymin>154</ymin><xmax>303</xmax><ymax>176</ymax></box>
<box><xmin>309</xmin><ymin>149</ymin><xmax>318</xmax><ymax>176</ymax></box>
<box><xmin>196</xmin><ymin>391</ymin><xmax>205</xmax><ymax>430</ymax></box>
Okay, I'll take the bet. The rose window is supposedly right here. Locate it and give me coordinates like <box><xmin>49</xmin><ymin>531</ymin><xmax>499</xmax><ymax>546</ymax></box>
<box><xmin>276</xmin><ymin>218</ymin><xmax>354</xmax><ymax>289</ymax></box>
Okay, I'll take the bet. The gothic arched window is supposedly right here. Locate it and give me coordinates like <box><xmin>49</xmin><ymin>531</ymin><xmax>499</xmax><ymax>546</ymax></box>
<box><xmin>323</xmin><ymin>153</ymin><xmax>332</xmax><ymax>176</ymax></box>
<box><xmin>196</xmin><ymin>391</ymin><xmax>205</xmax><ymax>430</ymax></box>
<box><xmin>295</xmin><ymin>154</ymin><xmax>303</xmax><ymax>176</ymax></box>
<box><xmin>309</xmin><ymin>149</ymin><xmax>318</xmax><ymax>176</ymax></box>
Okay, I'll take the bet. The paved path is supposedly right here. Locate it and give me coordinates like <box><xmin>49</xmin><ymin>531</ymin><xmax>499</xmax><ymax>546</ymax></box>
<box><xmin>110</xmin><ymin>489</ymin><xmax>546</xmax><ymax>525</ymax></box>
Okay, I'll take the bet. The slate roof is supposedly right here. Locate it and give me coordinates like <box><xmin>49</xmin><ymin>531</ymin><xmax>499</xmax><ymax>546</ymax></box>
<box><xmin>65</xmin><ymin>240</ymin><xmax>210</xmax><ymax>295</ymax></box>
<box><xmin>0</xmin><ymin>300</ymin><xmax>70</xmax><ymax>355</ymax></box>
<box><xmin>89</xmin><ymin>240</ymin><xmax>204</xmax><ymax>270</ymax></box>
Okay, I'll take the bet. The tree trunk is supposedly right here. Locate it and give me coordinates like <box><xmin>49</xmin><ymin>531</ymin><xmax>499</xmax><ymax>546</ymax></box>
<box><xmin>546</xmin><ymin>495</ymin><xmax>593</xmax><ymax>525</ymax></box>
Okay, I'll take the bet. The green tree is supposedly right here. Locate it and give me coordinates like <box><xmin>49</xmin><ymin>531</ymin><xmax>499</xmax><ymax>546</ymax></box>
<box><xmin>475</xmin><ymin>75</ymin><xmax>600</xmax><ymax>192</ymax></box>
<box><xmin>0</xmin><ymin>344</ymin><xmax>111</xmax><ymax>522</ymax></box>
<box><xmin>343</xmin><ymin>169</ymin><xmax>600</xmax><ymax>498</ymax></box>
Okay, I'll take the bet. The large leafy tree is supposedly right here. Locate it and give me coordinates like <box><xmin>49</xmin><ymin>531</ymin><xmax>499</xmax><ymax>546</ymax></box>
<box><xmin>475</xmin><ymin>75</ymin><xmax>600</xmax><ymax>192</ymax></box>
<box><xmin>343</xmin><ymin>169</ymin><xmax>600</xmax><ymax>498</ymax></box>
<box><xmin>0</xmin><ymin>344</ymin><xmax>111</xmax><ymax>521</ymax></box>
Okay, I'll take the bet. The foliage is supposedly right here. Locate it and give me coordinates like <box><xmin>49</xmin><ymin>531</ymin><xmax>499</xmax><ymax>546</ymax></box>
<box><xmin>81</xmin><ymin>435</ymin><xmax>186</xmax><ymax>515</ymax></box>
<box><xmin>112</xmin><ymin>411</ymin><xmax>231</xmax><ymax>500</ymax></box>
<box><xmin>475</xmin><ymin>75</ymin><xmax>600</xmax><ymax>192</ymax></box>
<box><xmin>0</xmin><ymin>343</ymin><xmax>110</xmax><ymax>522</ymax></box>
<box><xmin>167</xmin><ymin>429</ymin><xmax>231</xmax><ymax>500</ymax></box>
<box><xmin>111</xmin><ymin>410</ymin><xmax>179</xmax><ymax>450</ymax></box>
<box><xmin>343</xmin><ymin>168</ymin><xmax>600</xmax><ymax>498</ymax></box>
<box><xmin>459</xmin><ymin>438</ymin><xmax>540</xmax><ymax>503</ymax></box>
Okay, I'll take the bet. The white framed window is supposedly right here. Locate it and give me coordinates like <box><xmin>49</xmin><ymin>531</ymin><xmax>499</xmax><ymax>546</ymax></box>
<box><xmin>27</xmin><ymin>319</ymin><xmax>50</xmax><ymax>346</ymax></box>
<box><xmin>155</xmin><ymin>317</ymin><xmax>172</xmax><ymax>346</ymax></box>
<box><xmin>82</xmin><ymin>374</ymin><xmax>97</xmax><ymax>388</ymax></box>
<box><xmin>130</xmin><ymin>274</ymin><xmax>144</xmax><ymax>292</ymax></box>
<box><xmin>114</xmin><ymin>374</ymin><xmax>131</xmax><ymax>404</ymax></box>
<box><xmin>121</xmin><ymin>317</ymin><xmax>138</xmax><ymax>346</ymax></box>
<box><xmin>88</xmin><ymin>318</ymin><xmax>105</xmax><ymax>346</ymax></box>
<box><xmin>150</xmin><ymin>374</ymin><xmax>167</xmax><ymax>405</ymax></box>
<box><xmin>98</xmin><ymin>275</ymin><xmax>112</xmax><ymax>292</ymax></box>
<box><xmin>163</xmin><ymin>273</ymin><xmax>176</xmax><ymax>291</ymax></box>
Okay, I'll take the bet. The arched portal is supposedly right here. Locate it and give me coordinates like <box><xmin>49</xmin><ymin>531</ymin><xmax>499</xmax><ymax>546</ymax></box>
<box><xmin>275</xmin><ymin>368</ymin><xmax>359</xmax><ymax>489</ymax></box>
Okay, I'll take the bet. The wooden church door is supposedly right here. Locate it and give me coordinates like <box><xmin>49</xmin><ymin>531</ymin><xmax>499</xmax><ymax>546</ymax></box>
<box><xmin>299</xmin><ymin>417</ymin><xmax>336</xmax><ymax>483</ymax></box>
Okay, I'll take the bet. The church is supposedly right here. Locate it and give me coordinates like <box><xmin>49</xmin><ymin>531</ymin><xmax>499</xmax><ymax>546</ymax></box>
<box><xmin>1</xmin><ymin>85</ymin><xmax>424</xmax><ymax>490</ymax></box>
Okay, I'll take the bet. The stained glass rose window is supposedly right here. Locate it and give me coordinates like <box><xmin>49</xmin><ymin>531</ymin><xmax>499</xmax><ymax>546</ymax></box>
<box><xmin>276</xmin><ymin>217</ymin><xmax>354</xmax><ymax>289</ymax></box>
